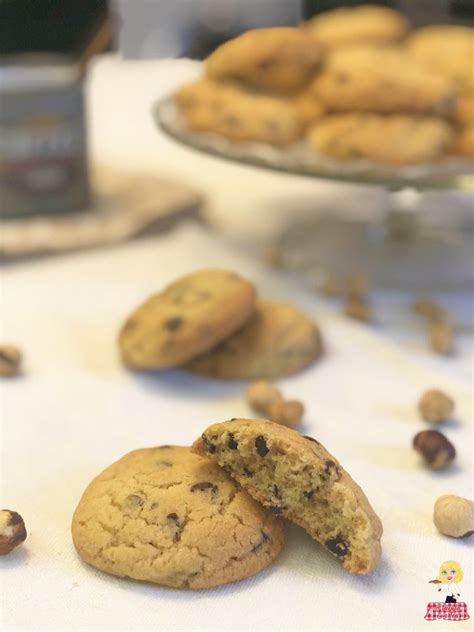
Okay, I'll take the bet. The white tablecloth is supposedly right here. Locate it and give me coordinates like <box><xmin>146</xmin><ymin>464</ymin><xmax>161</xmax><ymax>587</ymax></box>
<box><xmin>1</xmin><ymin>56</ymin><xmax>473</xmax><ymax>631</ymax></box>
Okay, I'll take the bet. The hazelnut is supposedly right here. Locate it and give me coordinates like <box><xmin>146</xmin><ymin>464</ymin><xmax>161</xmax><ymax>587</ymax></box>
<box><xmin>268</xmin><ymin>399</ymin><xmax>305</xmax><ymax>429</ymax></box>
<box><xmin>0</xmin><ymin>345</ymin><xmax>22</xmax><ymax>377</ymax></box>
<box><xmin>418</xmin><ymin>389</ymin><xmax>454</xmax><ymax>423</ymax></box>
<box><xmin>413</xmin><ymin>298</ymin><xmax>446</xmax><ymax>322</ymax></box>
<box><xmin>343</xmin><ymin>296</ymin><xmax>372</xmax><ymax>323</ymax></box>
<box><xmin>246</xmin><ymin>380</ymin><xmax>282</xmax><ymax>414</ymax></box>
<box><xmin>345</xmin><ymin>273</ymin><xmax>369</xmax><ymax>299</ymax></box>
<box><xmin>413</xmin><ymin>430</ymin><xmax>456</xmax><ymax>470</ymax></box>
<box><xmin>433</xmin><ymin>495</ymin><xmax>474</xmax><ymax>538</ymax></box>
<box><xmin>320</xmin><ymin>274</ymin><xmax>345</xmax><ymax>297</ymax></box>
<box><xmin>429</xmin><ymin>320</ymin><xmax>454</xmax><ymax>355</ymax></box>
<box><xmin>0</xmin><ymin>510</ymin><xmax>27</xmax><ymax>555</ymax></box>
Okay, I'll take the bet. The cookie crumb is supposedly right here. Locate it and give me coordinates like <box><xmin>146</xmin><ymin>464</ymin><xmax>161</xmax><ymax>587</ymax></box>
<box><xmin>267</xmin><ymin>399</ymin><xmax>305</xmax><ymax>429</ymax></box>
<box><xmin>0</xmin><ymin>345</ymin><xmax>22</xmax><ymax>377</ymax></box>
<box><xmin>418</xmin><ymin>389</ymin><xmax>454</xmax><ymax>423</ymax></box>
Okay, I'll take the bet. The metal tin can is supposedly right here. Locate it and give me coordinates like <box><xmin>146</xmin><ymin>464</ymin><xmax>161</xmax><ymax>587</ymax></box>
<box><xmin>0</xmin><ymin>54</ymin><xmax>90</xmax><ymax>219</ymax></box>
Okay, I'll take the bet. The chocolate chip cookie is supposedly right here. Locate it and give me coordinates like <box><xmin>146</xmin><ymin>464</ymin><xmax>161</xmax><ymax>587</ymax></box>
<box><xmin>175</xmin><ymin>79</ymin><xmax>304</xmax><ymax>145</ymax></box>
<box><xmin>308</xmin><ymin>114</ymin><xmax>454</xmax><ymax>165</ymax></box>
<box><xmin>72</xmin><ymin>446</ymin><xmax>285</xmax><ymax>589</ymax></box>
<box><xmin>206</xmin><ymin>27</ymin><xmax>322</xmax><ymax>95</ymax></box>
<box><xmin>118</xmin><ymin>269</ymin><xmax>256</xmax><ymax>369</ymax></box>
<box><xmin>304</xmin><ymin>5</ymin><xmax>410</xmax><ymax>50</ymax></box>
<box><xmin>310</xmin><ymin>46</ymin><xmax>457</xmax><ymax>116</ymax></box>
<box><xmin>406</xmin><ymin>25</ymin><xmax>474</xmax><ymax>91</ymax></box>
<box><xmin>193</xmin><ymin>420</ymin><xmax>383</xmax><ymax>574</ymax></box>
<box><xmin>186</xmin><ymin>301</ymin><xmax>323</xmax><ymax>379</ymax></box>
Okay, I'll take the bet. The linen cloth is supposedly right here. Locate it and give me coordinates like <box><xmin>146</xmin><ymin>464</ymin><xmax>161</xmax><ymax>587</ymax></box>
<box><xmin>1</xmin><ymin>224</ymin><xmax>472</xmax><ymax>631</ymax></box>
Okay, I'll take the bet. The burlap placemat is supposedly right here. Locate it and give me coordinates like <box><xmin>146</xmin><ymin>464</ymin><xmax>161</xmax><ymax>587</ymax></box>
<box><xmin>0</xmin><ymin>166</ymin><xmax>203</xmax><ymax>260</ymax></box>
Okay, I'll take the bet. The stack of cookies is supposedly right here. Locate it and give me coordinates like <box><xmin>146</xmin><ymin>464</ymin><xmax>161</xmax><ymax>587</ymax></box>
<box><xmin>118</xmin><ymin>268</ymin><xmax>323</xmax><ymax>379</ymax></box>
<box><xmin>173</xmin><ymin>5</ymin><xmax>474</xmax><ymax>165</ymax></box>
<box><xmin>72</xmin><ymin>419</ymin><xmax>383</xmax><ymax>588</ymax></box>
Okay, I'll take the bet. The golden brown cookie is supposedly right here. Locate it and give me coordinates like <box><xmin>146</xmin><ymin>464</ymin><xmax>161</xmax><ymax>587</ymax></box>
<box><xmin>193</xmin><ymin>419</ymin><xmax>383</xmax><ymax>574</ymax></box>
<box><xmin>304</xmin><ymin>4</ymin><xmax>410</xmax><ymax>50</ymax></box>
<box><xmin>175</xmin><ymin>79</ymin><xmax>304</xmax><ymax>145</ymax></box>
<box><xmin>307</xmin><ymin>114</ymin><xmax>454</xmax><ymax>165</ymax></box>
<box><xmin>406</xmin><ymin>25</ymin><xmax>474</xmax><ymax>91</ymax></box>
<box><xmin>206</xmin><ymin>28</ymin><xmax>322</xmax><ymax>94</ymax></box>
<box><xmin>118</xmin><ymin>269</ymin><xmax>256</xmax><ymax>369</ymax></box>
<box><xmin>310</xmin><ymin>46</ymin><xmax>457</xmax><ymax>116</ymax></box>
<box><xmin>451</xmin><ymin>124</ymin><xmax>474</xmax><ymax>158</ymax></box>
<box><xmin>186</xmin><ymin>301</ymin><xmax>323</xmax><ymax>379</ymax></box>
<box><xmin>72</xmin><ymin>446</ymin><xmax>285</xmax><ymax>589</ymax></box>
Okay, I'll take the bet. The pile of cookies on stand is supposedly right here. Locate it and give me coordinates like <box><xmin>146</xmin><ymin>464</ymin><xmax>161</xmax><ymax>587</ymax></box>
<box><xmin>173</xmin><ymin>4</ymin><xmax>473</xmax><ymax>165</ymax></box>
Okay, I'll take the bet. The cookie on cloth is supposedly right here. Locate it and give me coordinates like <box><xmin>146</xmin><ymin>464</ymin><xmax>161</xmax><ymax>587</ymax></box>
<box><xmin>307</xmin><ymin>114</ymin><xmax>454</xmax><ymax>165</ymax></box>
<box><xmin>186</xmin><ymin>301</ymin><xmax>323</xmax><ymax>379</ymax></box>
<box><xmin>304</xmin><ymin>4</ymin><xmax>410</xmax><ymax>50</ymax></box>
<box><xmin>310</xmin><ymin>46</ymin><xmax>457</xmax><ymax>116</ymax></box>
<box><xmin>193</xmin><ymin>420</ymin><xmax>383</xmax><ymax>574</ymax></box>
<box><xmin>118</xmin><ymin>269</ymin><xmax>256</xmax><ymax>369</ymax></box>
<box><xmin>72</xmin><ymin>446</ymin><xmax>285</xmax><ymax>589</ymax></box>
<box><xmin>206</xmin><ymin>27</ymin><xmax>322</xmax><ymax>95</ymax></box>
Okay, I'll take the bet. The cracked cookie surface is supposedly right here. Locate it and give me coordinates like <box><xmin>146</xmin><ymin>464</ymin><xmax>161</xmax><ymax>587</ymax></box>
<box><xmin>118</xmin><ymin>269</ymin><xmax>256</xmax><ymax>369</ymax></box>
<box><xmin>193</xmin><ymin>420</ymin><xmax>383</xmax><ymax>574</ymax></box>
<box><xmin>186</xmin><ymin>301</ymin><xmax>323</xmax><ymax>379</ymax></box>
<box><xmin>72</xmin><ymin>446</ymin><xmax>285</xmax><ymax>589</ymax></box>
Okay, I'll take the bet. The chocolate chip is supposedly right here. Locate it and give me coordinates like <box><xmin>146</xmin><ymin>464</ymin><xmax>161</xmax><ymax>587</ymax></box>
<box><xmin>304</xmin><ymin>436</ymin><xmax>320</xmax><ymax>445</ymax></box>
<box><xmin>243</xmin><ymin>467</ymin><xmax>254</xmax><ymax>477</ymax></box>
<box><xmin>255</xmin><ymin>436</ymin><xmax>269</xmax><ymax>457</ymax></box>
<box><xmin>303</xmin><ymin>490</ymin><xmax>314</xmax><ymax>499</ymax></box>
<box><xmin>156</xmin><ymin>445</ymin><xmax>172</xmax><ymax>449</ymax></box>
<box><xmin>167</xmin><ymin>512</ymin><xmax>179</xmax><ymax>521</ymax></box>
<box><xmin>272</xmin><ymin>484</ymin><xmax>282</xmax><ymax>500</ymax></box>
<box><xmin>164</xmin><ymin>317</ymin><xmax>183</xmax><ymax>331</ymax></box>
<box><xmin>227</xmin><ymin>433</ymin><xmax>238</xmax><ymax>450</ymax></box>
<box><xmin>251</xmin><ymin>530</ymin><xmax>269</xmax><ymax>553</ymax></box>
<box><xmin>150</xmin><ymin>502</ymin><xmax>159</xmax><ymax>510</ymax></box>
<box><xmin>202</xmin><ymin>434</ymin><xmax>216</xmax><ymax>454</ymax></box>
<box><xmin>229</xmin><ymin>418</ymin><xmax>238</xmax><ymax>421</ymax></box>
<box><xmin>124</xmin><ymin>494</ymin><xmax>144</xmax><ymax>508</ymax></box>
<box><xmin>190</xmin><ymin>482</ymin><xmax>218</xmax><ymax>494</ymax></box>
<box><xmin>269</xmin><ymin>505</ymin><xmax>286</xmax><ymax>515</ymax></box>
<box><xmin>325</xmin><ymin>535</ymin><xmax>350</xmax><ymax>557</ymax></box>
<box><xmin>167</xmin><ymin>512</ymin><xmax>184</xmax><ymax>542</ymax></box>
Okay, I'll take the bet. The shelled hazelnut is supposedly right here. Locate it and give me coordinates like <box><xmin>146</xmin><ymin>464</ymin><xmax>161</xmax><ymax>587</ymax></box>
<box><xmin>413</xmin><ymin>430</ymin><xmax>456</xmax><ymax>470</ymax></box>
<box><xmin>246</xmin><ymin>380</ymin><xmax>282</xmax><ymax>414</ymax></box>
<box><xmin>267</xmin><ymin>399</ymin><xmax>305</xmax><ymax>429</ymax></box>
<box><xmin>429</xmin><ymin>320</ymin><xmax>454</xmax><ymax>355</ymax></box>
<box><xmin>0</xmin><ymin>510</ymin><xmax>27</xmax><ymax>555</ymax></box>
<box><xmin>0</xmin><ymin>345</ymin><xmax>22</xmax><ymax>377</ymax></box>
<box><xmin>343</xmin><ymin>296</ymin><xmax>372</xmax><ymax>323</ymax></box>
<box><xmin>433</xmin><ymin>495</ymin><xmax>474</xmax><ymax>538</ymax></box>
<box><xmin>418</xmin><ymin>389</ymin><xmax>454</xmax><ymax>423</ymax></box>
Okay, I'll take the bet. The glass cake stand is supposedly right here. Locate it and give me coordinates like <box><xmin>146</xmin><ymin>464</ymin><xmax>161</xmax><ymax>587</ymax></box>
<box><xmin>154</xmin><ymin>98</ymin><xmax>474</xmax><ymax>289</ymax></box>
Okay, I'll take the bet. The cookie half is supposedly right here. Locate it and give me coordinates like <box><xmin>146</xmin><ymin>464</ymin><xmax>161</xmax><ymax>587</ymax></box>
<box><xmin>186</xmin><ymin>301</ymin><xmax>323</xmax><ymax>379</ymax></box>
<box><xmin>193</xmin><ymin>420</ymin><xmax>383</xmax><ymax>574</ymax></box>
<box><xmin>72</xmin><ymin>446</ymin><xmax>285</xmax><ymax>589</ymax></box>
<box><xmin>118</xmin><ymin>269</ymin><xmax>256</xmax><ymax>369</ymax></box>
